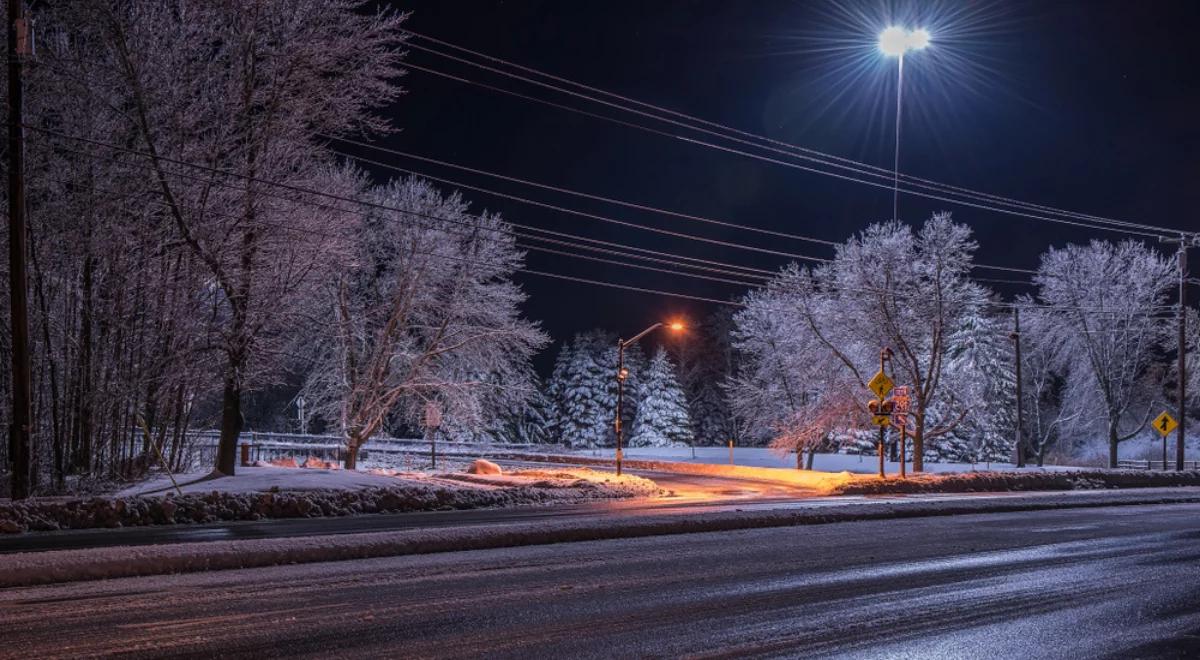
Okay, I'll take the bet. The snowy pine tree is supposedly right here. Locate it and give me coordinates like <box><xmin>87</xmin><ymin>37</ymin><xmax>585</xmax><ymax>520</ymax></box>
<box><xmin>670</xmin><ymin>310</ymin><xmax>737</xmax><ymax>446</ymax></box>
<box><xmin>938</xmin><ymin>303</ymin><xmax>1017</xmax><ymax>463</ymax></box>
<box><xmin>546</xmin><ymin>331</ymin><xmax>645</xmax><ymax>448</ymax></box>
<box><xmin>629</xmin><ymin>348</ymin><xmax>694</xmax><ymax>447</ymax></box>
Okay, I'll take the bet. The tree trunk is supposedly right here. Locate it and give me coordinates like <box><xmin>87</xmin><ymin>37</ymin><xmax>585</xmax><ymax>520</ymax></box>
<box><xmin>913</xmin><ymin>412</ymin><xmax>925</xmax><ymax>473</ymax></box>
<box><xmin>1108</xmin><ymin>421</ymin><xmax>1119</xmax><ymax>469</ymax></box>
<box><xmin>805</xmin><ymin>446</ymin><xmax>816</xmax><ymax>470</ymax></box>
<box><xmin>216</xmin><ymin>367</ymin><xmax>243</xmax><ymax>476</ymax></box>
<box><xmin>343</xmin><ymin>439</ymin><xmax>360</xmax><ymax>471</ymax></box>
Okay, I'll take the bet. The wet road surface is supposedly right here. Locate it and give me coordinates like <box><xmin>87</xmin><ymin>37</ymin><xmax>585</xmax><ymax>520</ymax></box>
<box><xmin>2</xmin><ymin>503</ymin><xmax>1198</xmax><ymax>658</ymax></box>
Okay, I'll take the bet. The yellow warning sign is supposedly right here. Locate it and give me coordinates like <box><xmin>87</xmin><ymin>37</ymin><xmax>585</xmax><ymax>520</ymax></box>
<box><xmin>871</xmin><ymin>414</ymin><xmax>891</xmax><ymax>427</ymax></box>
<box><xmin>1152</xmin><ymin>411</ymin><xmax>1178</xmax><ymax>437</ymax></box>
<box><xmin>867</xmin><ymin>370</ymin><xmax>894</xmax><ymax>399</ymax></box>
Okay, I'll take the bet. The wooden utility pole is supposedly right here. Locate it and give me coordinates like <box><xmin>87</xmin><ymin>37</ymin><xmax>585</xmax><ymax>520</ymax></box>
<box><xmin>7</xmin><ymin>0</ymin><xmax>32</xmax><ymax>500</ymax></box>
<box><xmin>1161</xmin><ymin>236</ymin><xmax>1197</xmax><ymax>471</ymax></box>
<box><xmin>1177</xmin><ymin>242</ymin><xmax>1188</xmax><ymax>471</ymax></box>
<box><xmin>1011</xmin><ymin>307</ymin><xmax>1025</xmax><ymax>468</ymax></box>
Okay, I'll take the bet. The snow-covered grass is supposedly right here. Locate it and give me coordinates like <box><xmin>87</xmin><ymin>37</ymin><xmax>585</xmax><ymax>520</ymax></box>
<box><xmin>0</xmin><ymin>464</ymin><xmax>661</xmax><ymax>534</ymax></box>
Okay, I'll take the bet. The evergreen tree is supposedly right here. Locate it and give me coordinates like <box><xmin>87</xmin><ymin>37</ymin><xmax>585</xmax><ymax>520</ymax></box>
<box><xmin>670</xmin><ymin>310</ymin><xmax>736</xmax><ymax>445</ymax></box>
<box><xmin>493</xmin><ymin>379</ymin><xmax>554</xmax><ymax>445</ymax></box>
<box><xmin>939</xmin><ymin>303</ymin><xmax>1017</xmax><ymax>463</ymax></box>
<box><xmin>629</xmin><ymin>348</ymin><xmax>694</xmax><ymax>447</ymax></box>
<box><xmin>546</xmin><ymin>331</ymin><xmax>645</xmax><ymax>448</ymax></box>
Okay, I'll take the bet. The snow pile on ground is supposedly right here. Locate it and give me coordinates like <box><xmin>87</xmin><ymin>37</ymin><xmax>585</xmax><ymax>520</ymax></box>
<box><xmin>832</xmin><ymin>469</ymin><xmax>1200</xmax><ymax>495</ymax></box>
<box><xmin>0</xmin><ymin>465</ymin><xmax>661</xmax><ymax>534</ymax></box>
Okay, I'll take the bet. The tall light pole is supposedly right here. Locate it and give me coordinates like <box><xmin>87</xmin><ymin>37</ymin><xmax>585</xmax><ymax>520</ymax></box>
<box><xmin>878</xmin><ymin>26</ymin><xmax>930</xmax><ymax>222</ymax></box>
<box><xmin>614</xmin><ymin>320</ymin><xmax>685</xmax><ymax>476</ymax></box>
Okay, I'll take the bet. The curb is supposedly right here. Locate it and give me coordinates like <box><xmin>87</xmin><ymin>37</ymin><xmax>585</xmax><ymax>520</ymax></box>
<box><xmin>3</xmin><ymin>490</ymin><xmax>1199</xmax><ymax>589</ymax></box>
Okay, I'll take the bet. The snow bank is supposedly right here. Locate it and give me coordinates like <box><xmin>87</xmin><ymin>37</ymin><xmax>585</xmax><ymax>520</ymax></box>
<box><xmin>832</xmin><ymin>469</ymin><xmax>1200</xmax><ymax>495</ymax></box>
<box><xmin>0</xmin><ymin>466</ymin><xmax>661</xmax><ymax>534</ymax></box>
<box><xmin>3</xmin><ymin>488</ymin><xmax>1198</xmax><ymax>589</ymax></box>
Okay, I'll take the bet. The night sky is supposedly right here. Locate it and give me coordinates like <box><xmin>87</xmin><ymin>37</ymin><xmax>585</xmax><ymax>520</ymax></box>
<box><xmin>354</xmin><ymin>0</ymin><xmax>1200</xmax><ymax>372</ymax></box>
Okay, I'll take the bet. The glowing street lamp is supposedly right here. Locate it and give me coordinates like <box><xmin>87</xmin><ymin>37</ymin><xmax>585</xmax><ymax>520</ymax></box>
<box><xmin>614</xmin><ymin>320</ymin><xmax>685</xmax><ymax>476</ymax></box>
<box><xmin>878</xmin><ymin>25</ymin><xmax>931</xmax><ymax>222</ymax></box>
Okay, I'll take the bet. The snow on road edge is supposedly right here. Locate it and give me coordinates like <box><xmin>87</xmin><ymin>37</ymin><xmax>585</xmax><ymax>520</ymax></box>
<box><xmin>3</xmin><ymin>489</ymin><xmax>1198</xmax><ymax>589</ymax></box>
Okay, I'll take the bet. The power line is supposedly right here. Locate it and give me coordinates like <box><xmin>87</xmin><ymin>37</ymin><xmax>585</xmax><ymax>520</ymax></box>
<box><xmin>401</xmin><ymin>45</ymin><xmax>1176</xmax><ymax>240</ymax></box>
<box><xmin>42</xmin><ymin>126</ymin><xmax>1157</xmax><ymax>312</ymax></box>
<box><xmin>42</xmin><ymin>138</ymin><xmax>788</xmax><ymax>284</ymax></box>
<box><xmin>324</xmin><ymin>133</ymin><xmax>838</xmax><ymax>247</ymax></box>
<box><xmin>403</xmin><ymin>28</ymin><xmax>1170</xmax><ymax>237</ymax></box>
<box><xmin>328</xmin><ymin>135</ymin><xmax>1036</xmax><ymax>276</ymax></box>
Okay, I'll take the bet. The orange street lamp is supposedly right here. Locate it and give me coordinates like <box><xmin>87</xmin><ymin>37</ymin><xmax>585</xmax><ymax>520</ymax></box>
<box><xmin>614</xmin><ymin>321</ymin><xmax>685</xmax><ymax>476</ymax></box>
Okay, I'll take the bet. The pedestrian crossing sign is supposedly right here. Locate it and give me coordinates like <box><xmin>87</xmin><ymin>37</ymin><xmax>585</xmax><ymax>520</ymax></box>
<box><xmin>867</xmin><ymin>370</ymin><xmax>894</xmax><ymax>399</ymax></box>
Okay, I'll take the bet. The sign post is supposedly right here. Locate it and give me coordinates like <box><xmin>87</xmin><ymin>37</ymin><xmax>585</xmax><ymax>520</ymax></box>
<box><xmin>1152</xmin><ymin>411</ymin><xmax>1178</xmax><ymax>470</ymax></box>
<box><xmin>424</xmin><ymin>401</ymin><xmax>442</xmax><ymax>471</ymax></box>
<box><xmin>866</xmin><ymin>348</ymin><xmax>895</xmax><ymax>479</ymax></box>
<box><xmin>892</xmin><ymin>386</ymin><xmax>911</xmax><ymax>478</ymax></box>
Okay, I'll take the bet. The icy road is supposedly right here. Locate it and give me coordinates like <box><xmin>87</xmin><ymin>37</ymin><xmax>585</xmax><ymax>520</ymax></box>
<box><xmin>2</xmin><ymin>503</ymin><xmax>1199</xmax><ymax>658</ymax></box>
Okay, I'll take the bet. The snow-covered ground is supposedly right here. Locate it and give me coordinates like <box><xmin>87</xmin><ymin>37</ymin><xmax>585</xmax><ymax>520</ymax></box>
<box><xmin>0</xmin><ymin>464</ymin><xmax>661</xmax><ymax>534</ymax></box>
<box><xmin>560</xmin><ymin>446</ymin><xmax>1073</xmax><ymax>474</ymax></box>
<box><xmin>117</xmin><ymin>466</ymin><xmax>406</xmax><ymax>497</ymax></box>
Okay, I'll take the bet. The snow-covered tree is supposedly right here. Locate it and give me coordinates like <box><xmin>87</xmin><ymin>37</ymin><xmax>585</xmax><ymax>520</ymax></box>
<box><xmin>730</xmin><ymin>276</ymin><xmax>860</xmax><ymax>466</ymax></box>
<box><xmin>301</xmin><ymin>178</ymin><xmax>547</xmax><ymax>468</ymax></box>
<box><xmin>491</xmin><ymin>377</ymin><xmax>554</xmax><ymax>445</ymax></box>
<box><xmin>546</xmin><ymin>330</ymin><xmax>650</xmax><ymax>449</ymax></box>
<box><xmin>1017</xmin><ymin>303</ymin><xmax>1084</xmax><ymax>465</ymax></box>
<box><xmin>1034</xmin><ymin>240</ymin><xmax>1174</xmax><ymax>467</ymax></box>
<box><xmin>669</xmin><ymin>310</ymin><xmax>736</xmax><ymax>446</ymax></box>
<box><xmin>743</xmin><ymin>213</ymin><xmax>983</xmax><ymax>471</ymax></box>
<box><xmin>941</xmin><ymin>298</ymin><xmax>1017</xmax><ymax>463</ymax></box>
<box><xmin>629</xmin><ymin>348</ymin><xmax>693</xmax><ymax>447</ymax></box>
<box><xmin>38</xmin><ymin>0</ymin><xmax>412</xmax><ymax>475</ymax></box>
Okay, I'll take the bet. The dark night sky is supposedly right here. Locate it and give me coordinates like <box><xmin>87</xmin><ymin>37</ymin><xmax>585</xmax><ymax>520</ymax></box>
<box><xmin>356</xmin><ymin>0</ymin><xmax>1200</xmax><ymax>372</ymax></box>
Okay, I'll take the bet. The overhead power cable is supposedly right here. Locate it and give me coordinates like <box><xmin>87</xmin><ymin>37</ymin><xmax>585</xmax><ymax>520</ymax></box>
<box><xmin>400</xmin><ymin>35</ymin><xmax>1178</xmax><ymax>240</ymax></box>
<box><xmin>41</xmin><ymin>126</ymin><xmax>1139</xmax><ymax>309</ymax></box>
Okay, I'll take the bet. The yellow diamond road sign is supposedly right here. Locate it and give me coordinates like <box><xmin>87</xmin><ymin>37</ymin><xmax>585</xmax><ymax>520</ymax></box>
<box><xmin>868</xmin><ymin>370</ymin><xmax>894</xmax><ymax>399</ymax></box>
<box><xmin>1152</xmin><ymin>411</ymin><xmax>1178</xmax><ymax>437</ymax></box>
<box><xmin>871</xmin><ymin>414</ymin><xmax>891</xmax><ymax>427</ymax></box>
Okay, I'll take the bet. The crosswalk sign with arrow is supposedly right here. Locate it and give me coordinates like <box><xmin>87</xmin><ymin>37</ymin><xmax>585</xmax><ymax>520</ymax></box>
<box><xmin>1152</xmin><ymin>411</ymin><xmax>1178</xmax><ymax>437</ymax></box>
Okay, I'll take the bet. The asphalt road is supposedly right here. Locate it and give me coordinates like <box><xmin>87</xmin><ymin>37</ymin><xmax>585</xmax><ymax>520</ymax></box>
<box><xmin>0</xmin><ymin>468</ymin><xmax>824</xmax><ymax>553</ymax></box>
<box><xmin>2</xmin><ymin>503</ymin><xmax>1198</xmax><ymax>658</ymax></box>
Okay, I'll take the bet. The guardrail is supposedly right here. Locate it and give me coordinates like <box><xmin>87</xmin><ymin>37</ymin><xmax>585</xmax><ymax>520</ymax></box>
<box><xmin>1117</xmin><ymin>459</ymin><xmax>1200</xmax><ymax>470</ymax></box>
<box><xmin>174</xmin><ymin>430</ymin><xmax>567</xmax><ymax>470</ymax></box>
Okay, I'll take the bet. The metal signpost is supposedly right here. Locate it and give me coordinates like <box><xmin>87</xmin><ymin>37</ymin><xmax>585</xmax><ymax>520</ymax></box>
<box><xmin>1152</xmin><ymin>411</ymin><xmax>1178</xmax><ymax>470</ymax></box>
<box><xmin>892</xmin><ymin>385</ymin><xmax>911</xmax><ymax>478</ymax></box>
<box><xmin>424</xmin><ymin>401</ymin><xmax>442</xmax><ymax>471</ymax></box>
<box><xmin>866</xmin><ymin>348</ymin><xmax>895</xmax><ymax>478</ymax></box>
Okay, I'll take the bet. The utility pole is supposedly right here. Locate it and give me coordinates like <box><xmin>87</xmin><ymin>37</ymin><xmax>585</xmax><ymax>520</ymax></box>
<box><xmin>1011</xmin><ymin>307</ymin><xmax>1025</xmax><ymax>468</ymax></box>
<box><xmin>614</xmin><ymin>337</ymin><xmax>626</xmax><ymax>477</ymax></box>
<box><xmin>1161</xmin><ymin>235</ymin><xmax>1197</xmax><ymax>471</ymax></box>
<box><xmin>7</xmin><ymin>0</ymin><xmax>32</xmax><ymax>500</ymax></box>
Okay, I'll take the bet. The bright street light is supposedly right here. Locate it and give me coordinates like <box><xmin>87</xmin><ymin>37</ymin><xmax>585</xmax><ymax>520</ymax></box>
<box><xmin>877</xmin><ymin>25</ymin><xmax>932</xmax><ymax>223</ymax></box>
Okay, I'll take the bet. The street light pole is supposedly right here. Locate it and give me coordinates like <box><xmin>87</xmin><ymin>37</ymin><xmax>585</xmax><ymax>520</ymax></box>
<box><xmin>878</xmin><ymin>26</ymin><xmax>929</xmax><ymax>224</ymax></box>
<box><xmin>614</xmin><ymin>321</ymin><xmax>685</xmax><ymax>476</ymax></box>
<box><xmin>892</xmin><ymin>53</ymin><xmax>904</xmax><ymax>223</ymax></box>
